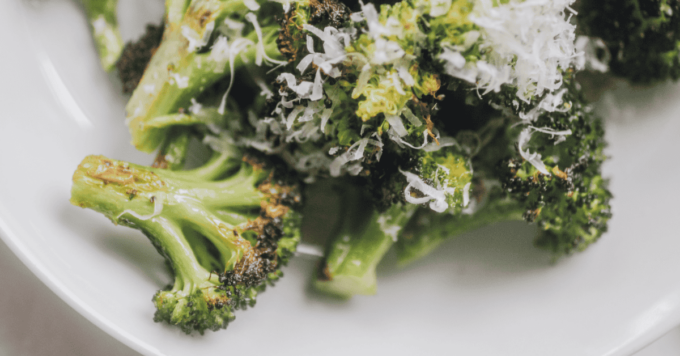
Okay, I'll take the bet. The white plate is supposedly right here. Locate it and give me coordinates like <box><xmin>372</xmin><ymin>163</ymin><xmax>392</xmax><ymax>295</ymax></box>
<box><xmin>2</xmin><ymin>1</ymin><xmax>680</xmax><ymax>355</ymax></box>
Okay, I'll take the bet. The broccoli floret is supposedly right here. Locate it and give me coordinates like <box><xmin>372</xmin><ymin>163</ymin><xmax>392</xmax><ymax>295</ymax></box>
<box><xmin>70</xmin><ymin>148</ymin><xmax>302</xmax><ymax>334</ymax></box>
<box><xmin>312</xmin><ymin>141</ymin><xmax>472</xmax><ymax>297</ymax></box>
<box><xmin>496</xmin><ymin>80</ymin><xmax>612</xmax><ymax>255</ymax></box>
<box><xmin>126</xmin><ymin>0</ymin><xmax>284</xmax><ymax>152</ymax></box>
<box><xmin>579</xmin><ymin>0</ymin><xmax>680</xmax><ymax>83</ymax></box>
<box><xmin>396</xmin><ymin>75</ymin><xmax>612</xmax><ymax>263</ymax></box>
<box><xmin>81</xmin><ymin>0</ymin><xmax>124</xmax><ymax>71</ymax></box>
<box><xmin>116</xmin><ymin>23</ymin><xmax>165</xmax><ymax>94</ymax></box>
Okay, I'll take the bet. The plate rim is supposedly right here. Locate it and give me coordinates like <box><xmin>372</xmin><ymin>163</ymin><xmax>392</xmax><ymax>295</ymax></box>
<box><xmin>3</xmin><ymin>1</ymin><xmax>680</xmax><ymax>355</ymax></box>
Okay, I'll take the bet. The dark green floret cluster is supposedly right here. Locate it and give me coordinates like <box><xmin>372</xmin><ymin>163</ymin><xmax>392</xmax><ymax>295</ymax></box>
<box><xmin>116</xmin><ymin>23</ymin><xmax>165</xmax><ymax>94</ymax></box>
<box><xmin>495</xmin><ymin>79</ymin><xmax>612</xmax><ymax>255</ymax></box>
<box><xmin>396</xmin><ymin>76</ymin><xmax>612</xmax><ymax>264</ymax></box>
<box><xmin>579</xmin><ymin>0</ymin><xmax>680</xmax><ymax>83</ymax></box>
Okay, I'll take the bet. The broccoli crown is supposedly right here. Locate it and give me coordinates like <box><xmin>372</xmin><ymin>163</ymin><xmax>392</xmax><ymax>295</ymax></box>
<box><xmin>495</xmin><ymin>78</ymin><xmax>612</xmax><ymax>256</ymax></box>
<box><xmin>253</xmin><ymin>0</ymin><xmax>584</xmax><ymax>217</ymax></box>
<box><xmin>70</xmin><ymin>151</ymin><xmax>302</xmax><ymax>334</ymax></box>
<box><xmin>393</xmin><ymin>71</ymin><xmax>612</xmax><ymax>263</ymax></box>
<box><xmin>579</xmin><ymin>0</ymin><xmax>680</xmax><ymax>83</ymax></box>
<box><xmin>351</xmin><ymin>140</ymin><xmax>472</xmax><ymax>213</ymax></box>
<box><xmin>116</xmin><ymin>23</ymin><xmax>165</xmax><ymax>94</ymax></box>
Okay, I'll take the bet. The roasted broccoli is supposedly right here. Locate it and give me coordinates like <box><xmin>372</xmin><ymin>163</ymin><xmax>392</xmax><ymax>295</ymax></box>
<box><xmin>263</xmin><ymin>0</ymin><xmax>610</xmax><ymax>296</ymax></box>
<box><xmin>71</xmin><ymin>0</ymin><xmax>616</xmax><ymax>321</ymax></box>
<box><xmin>579</xmin><ymin>0</ymin><xmax>680</xmax><ymax>83</ymax></box>
<box><xmin>397</xmin><ymin>76</ymin><xmax>612</xmax><ymax>264</ymax></box>
<box><xmin>81</xmin><ymin>0</ymin><xmax>124</xmax><ymax>71</ymax></box>
<box><xmin>125</xmin><ymin>0</ymin><xmax>284</xmax><ymax>152</ymax></box>
<box><xmin>70</xmin><ymin>147</ymin><xmax>302</xmax><ymax>334</ymax></box>
<box><xmin>314</xmin><ymin>182</ymin><xmax>416</xmax><ymax>298</ymax></box>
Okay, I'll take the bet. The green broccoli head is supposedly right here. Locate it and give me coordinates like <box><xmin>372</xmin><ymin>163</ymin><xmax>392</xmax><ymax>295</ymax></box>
<box><xmin>70</xmin><ymin>149</ymin><xmax>302</xmax><ymax>334</ymax></box>
<box><xmin>396</xmin><ymin>73</ymin><xmax>612</xmax><ymax>263</ymax></box>
<box><xmin>496</xmin><ymin>79</ymin><xmax>612</xmax><ymax>255</ymax></box>
<box><xmin>268</xmin><ymin>0</ymin><xmax>581</xmax><ymax>207</ymax></box>
<box><xmin>579</xmin><ymin>0</ymin><xmax>680</xmax><ymax>83</ymax></box>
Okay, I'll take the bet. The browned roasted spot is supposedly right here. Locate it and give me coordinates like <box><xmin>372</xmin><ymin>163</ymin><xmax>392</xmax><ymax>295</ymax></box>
<box><xmin>242</xmin><ymin>154</ymin><xmax>266</xmax><ymax>171</ymax></box>
<box><xmin>551</xmin><ymin>166</ymin><xmax>568</xmax><ymax>180</ymax></box>
<box><xmin>277</xmin><ymin>8</ymin><xmax>303</xmax><ymax>62</ymax></box>
<box><xmin>152</xmin><ymin>152</ymin><xmax>169</xmax><ymax>169</ymax></box>
<box><xmin>220</xmin><ymin>225</ymin><xmax>280</xmax><ymax>287</ymax></box>
<box><xmin>199</xmin><ymin>10</ymin><xmax>212</xmax><ymax>27</ymax></box>
<box><xmin>317</xmin><ymin>260</ymin><xmax>333</xmax><ymax>281</ymax></box>
<box><xmin>219</xmin><ymin>166</ymin><xmax>301</xmax><ymax>288</ymax></box>
<box><xmin>88</xmin><ymin>162</ymin><xmax>135</xmax><ymax>185</ymax></box>
<box><xmin>258</xmin><ymin>182</ymin><xmax>298</xmax><ymax>213</ymax></box>
<box><xmin>277</xmin><ymin>0</ymin><xmax>349</xmax><ymax>63</ymax></box>
<box><xmin>408</xmin><ymin>187</ymin><xmax>427</xmax><ymax>200</ymax></box>
<box><xmin>81</xmin><ymin>156</ymin><xmax>167</xmax><ymax>191</ymax></box>
<box><xmin>524</xmin><ymin>208</ymin><xmax>541</xmax><ymax>222</ymax></box>
<box><xmin>126</xmin><ymin>188</ymin><xmax>138</xmax><ymax>200</ymax></box>
<box><xmin>412</xmin><ymin>96</ymin><xmax>440</xmax><ymax>145</ymax></box>
<box><xmin>309</xmin><ymin>0</ymin><xmax>350</xmax><ymax>27</ymax></box>
<box><xmin>204</xmin><ymin>292</ymin><xmax>229</xmax><ymax>309</ymax></box>
<box><xmin>424</xmin><ymin>115</ymin><xmax>439</xmax><ymax>145</ymax></box>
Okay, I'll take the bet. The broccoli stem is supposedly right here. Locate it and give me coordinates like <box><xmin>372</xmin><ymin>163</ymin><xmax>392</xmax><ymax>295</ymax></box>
<box><xmin>69</xmin><ymin>155</ymin><xmax>264</xmax><ymax>234</ymax></box>
<box><xmin>395</xmin><ymin>196</ymin><xmax>524</xmax><ymax>266</ymax></box>
<box><xmin>81</xmin><ymin>0</ymin><xmax>123</xmax><ymax>71</ymax></box>
<box><xmin>183</xmin><ymin>149</ymin><xmax>241</xmax><ymax>180</ymax></box>
<box><xmin>166</xmin><ymin>0</ymin><xmax>191</xmax><ymax>24</ymax></box>
<box><xmin>139</xmin><ymin>215</ymin><xmax>216</xmax><ymax>289</ymax></box>
<box><xmin>184</xmin><ymin>229</ymin><xmax>223</xmax><ymax>273</ymax></box>
<box><xmin>153</xmin><ymin>127</ymin><xmax>191</xmax><ymax>170</ymax></box>
<box><xmin>315</xmin><ymin>204</ymin><xmax>415</xmax><ymax>298</ymax></box>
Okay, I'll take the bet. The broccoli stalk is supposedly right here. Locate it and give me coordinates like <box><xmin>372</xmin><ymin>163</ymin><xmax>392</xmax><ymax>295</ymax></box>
<box><xmin>396</xmin><ymin>192</ymin><xmax>523</xmax><ymax>266</ymax></box>
<box><xmin>81</xmin><ymin>0</ymin><xmax>124</xmax><ymax>71</ymax></box>
<box><xmin>70</xmin><ymin>149</ymin><xmax>302</xmax><ymax>334</ymax></box>
<box><xmin>151</xmin><ymin>127</ymin><xmax>192</xmax><ymax>170</ymax></box>
<box><xmin>315</xmin><ymin>201</ymin><xmax>415</xmax><ymax>298</ymax></box>
<box><xmin>126</xmin><ymin>0</ymin><xmax>283</xmax><ymax>152</ymax></box>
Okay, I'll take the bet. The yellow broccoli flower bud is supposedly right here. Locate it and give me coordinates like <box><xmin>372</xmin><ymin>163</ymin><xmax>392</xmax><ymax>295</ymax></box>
<box><xmin>353</xmin><ymin>71</ymin><xmax>412</xmax><ymax>121</ymax></box>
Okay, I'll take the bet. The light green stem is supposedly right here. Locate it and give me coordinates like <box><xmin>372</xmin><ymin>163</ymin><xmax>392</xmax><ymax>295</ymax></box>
<box><xmin>81</xmin><ymin>0</ymin><xmax>123</xmax><ymax>71</ymax></box>
<box><xmin>315</xmin><ymin>204</ymin><xmax>415</xmax><ymax>298</ymax></box>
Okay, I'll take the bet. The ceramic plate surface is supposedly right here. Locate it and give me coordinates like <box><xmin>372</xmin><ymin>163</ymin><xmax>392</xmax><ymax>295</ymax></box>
<box><xmin>2</xmin><ymin>1</ymin><xmax>680</xmax><ymax>355</ymax></box>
